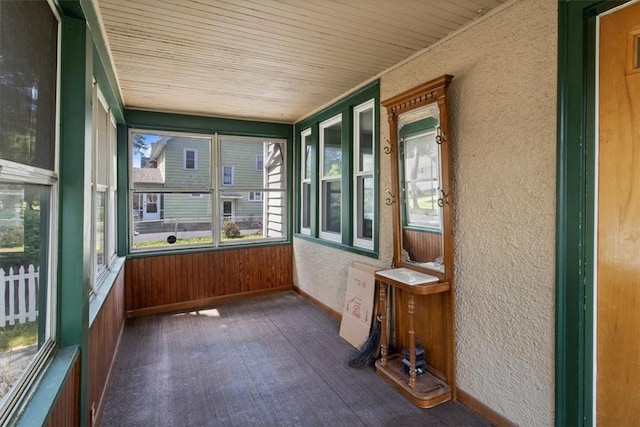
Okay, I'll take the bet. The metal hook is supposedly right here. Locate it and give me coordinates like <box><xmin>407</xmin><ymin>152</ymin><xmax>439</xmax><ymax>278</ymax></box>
<box><xmin>383</xmin><ymin>137</ymin><xmax>393</xmax><ymax>154</ymax></box>
<box><xmin>385</xmin><ymin>189</ymin><xmax>396</xmax><ymax>206</ymax></box>
<box><xmin>437</xmin><ymin>188</ymin><xmax>448</xmax><ymax>207</ymax></box>
<box><xmin>435</xmin><ymin>126</ymin><xmax>445</xmax><ymax>145</ymax></box>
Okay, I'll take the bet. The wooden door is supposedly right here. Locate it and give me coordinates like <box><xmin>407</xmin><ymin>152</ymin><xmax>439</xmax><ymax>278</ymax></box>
<box><xmin>597</xmin><ymin>2</ymin><xmax>640</xmax><ymax>425</ymax></box>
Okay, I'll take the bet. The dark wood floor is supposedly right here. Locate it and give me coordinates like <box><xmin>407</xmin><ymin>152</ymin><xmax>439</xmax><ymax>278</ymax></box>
<box><xmin>100</xmin><ymin>291</ymin><xmax>491</xmax><ymax>426</ymax></box>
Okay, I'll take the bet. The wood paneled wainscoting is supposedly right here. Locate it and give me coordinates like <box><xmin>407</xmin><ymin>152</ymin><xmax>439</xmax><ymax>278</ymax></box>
<box><xmin>45</xmin><ymin>356</ymin><xmax>80</xmax><ymax>427</ymax></box>
<box><xmin>402</xmin><ymin>229</ymin><xmax>442</xmax><ymax>263</ymax></box>
<box><xmin>89</xmin><ymin>266</ymin><xmax>126</xmax><ymax>426</ymax></box>
<box><xmin>125</xmin><ymin>244</ymin><xmax>293</xmax><ymax>316</ymax></box>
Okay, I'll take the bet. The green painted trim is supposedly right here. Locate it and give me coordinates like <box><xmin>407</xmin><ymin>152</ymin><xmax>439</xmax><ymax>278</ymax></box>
<box><xmin>296</xmin><ymin>81</ymin><xmax>380</xmax><ymax>131</ymax></box>
<box><xmin>117</xmin><ymin>124</ymin><xmax>129</xmax><ymax>256</ymax></box>
<box><xmin>125</xmin><ymin>110</ymin><xmax>293</xmax><ymax>140</ymax></box>
<box><xmin>80</xmin><ymin>0</ymin><xmax>125</xmax><ymax>123</ymax></box>
<box><xmin>556</xmin><ymin>1</ymin><xmax>628</xmax><ymax>426</ymax></box>
<box><xmin>293</xmin><ymin>233</ymin><xmax>379</xmax><ymax>259</ymax></box>
<box><xmin>58</xmin><ymin>15</ymin><xmax>91</xmax><ymax>426</ymax></box>
<box><xmin>92</xmin><ymin>45</ymin><xmax>125</xmax><ymax>123</ymax></box>
<box><xmin>341</xmin><ymin>108</ymin><xmax>353</xmax><ymax>246</ymax></box>
<box><xmin>126</xmin><ymin>241</ymin><xmax>292</xmax><ymax>260</ymax></box>
<box><xmin>16</xmin><ymin>347</ymin><xmax>80</xmax><ymax>427</ymax></box>
<box><xmin>294</xmin><ymin>81</ymin><xmax>380</xmax><ymax>254</ymax></box>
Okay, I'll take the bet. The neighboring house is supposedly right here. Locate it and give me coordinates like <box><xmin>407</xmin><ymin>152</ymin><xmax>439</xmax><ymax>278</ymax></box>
<box><xmin>133</xmin><ymin>135</ymin><xmax>283</xmax><ymax>235</ymax></box>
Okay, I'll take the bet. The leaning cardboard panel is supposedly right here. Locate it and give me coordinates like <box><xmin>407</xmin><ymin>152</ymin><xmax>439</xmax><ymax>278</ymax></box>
<box><xmin>339</xmin><ymin>266</ymin><xmax>376</xmax><ymax>348</ymax></box>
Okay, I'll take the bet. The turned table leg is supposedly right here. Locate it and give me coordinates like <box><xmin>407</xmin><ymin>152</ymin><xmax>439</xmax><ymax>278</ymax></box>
<box><xmin>379</xmin><ymin>282</ymin><xmax>388</xmax><ymax>367</ymax></box>
<box><xmin>408</xmin><ymin>292</ymin><xmax>416</xmax><ymax>389</ymax></box>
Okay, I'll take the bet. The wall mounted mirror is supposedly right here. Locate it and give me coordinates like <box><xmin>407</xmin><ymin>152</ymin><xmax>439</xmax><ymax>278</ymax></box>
<box><xmin>382</xmin><ymin>75</ymin><xmax>453</xmax><ymax>280</ymax></box>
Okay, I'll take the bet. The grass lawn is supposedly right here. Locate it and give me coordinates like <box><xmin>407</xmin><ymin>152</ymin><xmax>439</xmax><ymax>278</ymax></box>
<box><xmin>134</xmin><ymin>232</ymin><xmax>263</xmax><ymax>249</ymax></box>
<box><xmin>0</xmin><ymin>322</ymin><xmax>38</xmax><ymax>353</ymax></box>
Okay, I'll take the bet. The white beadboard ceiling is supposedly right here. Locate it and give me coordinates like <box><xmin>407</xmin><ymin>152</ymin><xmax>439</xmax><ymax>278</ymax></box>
<box><xmin>95</xmin><ymin>0</ymin><xmax>507</xmax><ymax>123</ymax></box>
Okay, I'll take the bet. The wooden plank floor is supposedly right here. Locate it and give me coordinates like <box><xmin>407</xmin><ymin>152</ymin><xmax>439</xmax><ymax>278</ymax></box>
<box><xmin>100</xmin><ymin>292</ymin><xmax>491</xmax><ymax>426</ymax></box>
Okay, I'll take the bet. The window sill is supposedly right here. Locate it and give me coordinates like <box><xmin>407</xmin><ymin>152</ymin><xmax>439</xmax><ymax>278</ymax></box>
<box><xmin>15</xmin><ymin>346</ymin><xmax>79</xmax><ymax>427</ymax></box>
<box><xmin>293</xmin><ymin>233</ymin><xmax>378</xmax><ymax>259</ymax></box>
<box><xmin>127</xmin><ymin>239</ymin><xmax>291</xmax><ymax>259</ymax></box>
<box><xmin>89</xmin><ymin>256</ymin><xmax>125</xmax><ymax>327</ymax></box>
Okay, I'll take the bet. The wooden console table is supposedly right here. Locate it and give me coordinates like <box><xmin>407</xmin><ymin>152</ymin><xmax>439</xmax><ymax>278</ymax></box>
<box><xmin>374</xmin><ymin>268</ymin><xmax>452</xmax><ymax>408</ymax></box>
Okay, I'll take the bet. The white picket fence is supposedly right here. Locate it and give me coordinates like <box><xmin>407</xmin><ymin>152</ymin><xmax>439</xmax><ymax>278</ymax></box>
<box><xmin>0</xmin><ymin>265</ymin><xmax>38</xmax><ymax>327</ymax></box>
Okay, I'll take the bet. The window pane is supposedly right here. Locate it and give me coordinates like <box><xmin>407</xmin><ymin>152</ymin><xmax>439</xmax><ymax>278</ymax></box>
<box><xmin>357</xmin><ymin>176</ymin><xmax>373</xmax><ymax>240</ymax></box>
<box><xmin>302</xmin><ymin>182</ymin><xmax>310</xmax><ymax>229</ymax></box>
<box><xmin>131</xmin><ymin>132</ymin><xmax>211</xmax><ymax>189</ymax></box>
<box><xmin>358</xmin><ymin>107</ymin><xmax>374</xmax><ymax>172</ymax></box>
<box><xmin>303</xmin><ymin>132</ymin><xmax>312</xmax><ymax>180</ymax></box>
<box><xmin>220</xmin><ymin>137</ymin><xmax>266</xmax><ymax>190</ymax></box>
<box><xmin>322</xmin><ymin>120</ymin><xmax>342</xmax><ymax>176</ymax></box>
<box><xmin>403</xmin><ymin>131</ymin><xmax>441</xmax><ymax>229</ymax></box>
<box><xmin>219</xmin><ymin>191</ymin><xmax>285</xmax><ymax>243</ymax></box>
<box><xmin>184</xmin><ymin>150</ymin><xmax>196</xmax><ymax>170</ymax></box>
<box><xmin>0</xmin><ymin>183</ymin><xmax>50</xmax><ymax>401</ymax></box>
<box><xmin>321</xmin><ymin>180</ymin><xmax>341</xmax><ymax>234</ymax></box>
<box><xmin>95</xmin><ymin>192</ymin><xmax>105</xmax><ymax>272</ymax></box>
<box><xmin>0</xmin><ymin>1</ymin><xmax>57</xmax><ymax>170</ymax></box>
<box><xmin>131</xmin><ymin>192</ymin><xmax>212</xmax><ymax>250</ymax></box>
<box><xmin>95</xmin><ymin>100</ymin><xmax>109</xmax><ymax>186</ymax></box>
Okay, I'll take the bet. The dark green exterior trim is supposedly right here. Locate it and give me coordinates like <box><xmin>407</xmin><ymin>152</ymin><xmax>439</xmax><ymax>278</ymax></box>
<box><xmin>556</xmin><ymin>1</ymin><xmax>628</xmax><ymax>425</ymax></box>
<box><xmin>294</xmin><ymin>80</ymin><xmax>380</xmax><ymax>255</ymax></box>
<box><xmin>125</xmin><ymin>109</ymin><xmax>293</xmax><ymax>139</ymax></box>
<box><xmin>58</xmin><ymin>15</ymin><xmax>91</xmax><ymax>426</ymax></box>
<box><xmin>92</xmin><ymin>45</ymin><xmax>124</xmax><ymax>123</ymax></box>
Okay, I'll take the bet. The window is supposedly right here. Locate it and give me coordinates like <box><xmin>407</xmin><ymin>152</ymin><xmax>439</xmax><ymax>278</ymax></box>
<box><xmin>256</xmin><ymin>154</ymin><xmax>264</xmax><ymax>171</ymax></box>
<box><xmin>130</xmin><ymin>132</ymin><xmax>286</xmax><ymax>250</ymax></box>
<box><xmin>294</xmin><ymin>81</ymin><xmax>378</xmax><ymax>254</ymax></box>
<box><xmin>91</xmin><ymin>84</ymin><xmax>118</xmax><ymax>290</ymax></box>
<box><xmin>184</xmin><ymin>148</ymin><xmax>197</xmax><ymax>170</ymax></box>
<box><xmin>0</xmin><ymin>0</ymin><xmax>58</xmax><ymax>421</ymax></box>
<box><xmin>299</xmin><ymin>129</ymin><xmax>312</xmax><ymax>236</ymax></box>
<box><xmin>319</xmin><ymin>115</ymin><xmax>342</xmax><ymax>242</ymax></box>
<box><xmin>248</xmin><ymin>192</ymin><xmax>263</xmax><ymax>202</ymax></box>
<box><xmin>222</xmin><ymin>166</ymin><xmax>234</xmax><ymax>185</ymax></box>
<box><xmin>353</xmin><ymin>100</ymin><xmax>375</xmax><ymax>249</ymax></box>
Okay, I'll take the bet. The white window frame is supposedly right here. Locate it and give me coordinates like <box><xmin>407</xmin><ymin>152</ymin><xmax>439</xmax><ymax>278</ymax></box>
<box><xmin>248</xmin><ymin>191</ymin><xmax>263</xmax><ymax>202</ymax></box>
<box><xmin>222</xmin><ymin>165</ymin><xmax>234</xmax><ymax>185</ymax></box>
<box><xmin>318</xmin><ymin>114</ymin><xmax>342</xmax><ymax>242</ymax></box>
<box><xmin>91</xmin><ymin>83</ymin><xmax>118</xmax><ymax>292</ymax></box>
<box><xmin>183</xmin><ymin>148</ymin><xmax>198</xmax><ymax>170</ymax></box>
<box><xmin>299</xmin><ymin>128</ymin><xmax>312</xmax><ymax>236</ymax></box>
<box><xmin>353</xmin><ymin>99</ymin><xmax>375</xmax><ymax>250</ymax></box>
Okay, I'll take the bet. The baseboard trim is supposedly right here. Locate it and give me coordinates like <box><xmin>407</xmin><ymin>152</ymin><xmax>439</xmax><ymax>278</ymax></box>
<box><xmin>457</xmin><ymin>388</ymin><xmax>517</xmax><ymax>427</ymax></box>
<box><xmin>126</xmin><ymin>286</ymin><xmax>293</xmax><ymax>318</ymax></box>
<box><xmin>293</xmin><ymin>286</ymin><xmax>342</xmax><ymax>321</ymax></box>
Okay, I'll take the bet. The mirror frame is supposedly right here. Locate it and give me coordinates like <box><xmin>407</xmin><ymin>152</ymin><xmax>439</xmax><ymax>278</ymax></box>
<box><xmin>381</xmin><ymin>75</ymin><xmax>454</xmax><ymax>281</ymax></box>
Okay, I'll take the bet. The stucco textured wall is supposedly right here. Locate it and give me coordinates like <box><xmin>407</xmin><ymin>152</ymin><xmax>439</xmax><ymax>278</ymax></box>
<box><xmin>293</xmin><ymin>0</ymin><xmax>557</xmax><ymax>425</ymax></box>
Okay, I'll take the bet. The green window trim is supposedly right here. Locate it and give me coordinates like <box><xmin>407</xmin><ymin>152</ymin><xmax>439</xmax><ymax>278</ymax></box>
<box><xmin>294</xmin><ymin>80</ymin><xmax>380</xmax><ymax>256</ymax></box>
<box><xmin>556</xmin><ymin>2</ymin><xmax>629</xmax><ymax>426</ymax></box>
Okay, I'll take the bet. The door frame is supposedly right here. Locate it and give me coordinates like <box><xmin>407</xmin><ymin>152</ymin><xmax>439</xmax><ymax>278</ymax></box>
<box><xmin>556</xmin><ymin>1</ymin><xmax>630</xmax><ymax>425</ymax></box>
<box><xmin>142</xmin><ymin>192</ymin><xmax>161</xmax><ymax>220</ymax></box>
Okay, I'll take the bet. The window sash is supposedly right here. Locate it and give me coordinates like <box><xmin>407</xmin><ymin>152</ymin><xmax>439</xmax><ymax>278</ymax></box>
<box><xmin>353</xmin><ymin>99</ymin><xmax>375</xmax><ymax>249</ymax></box>
<box><xmin>131</xmin><ymin>132</ymin><xmax>287</xmax><ymax>251</ymax></box>
<box><xmin>299</xmin><ymin>128</ymin><xmax>312</xmax><ymax>235</ymax></box>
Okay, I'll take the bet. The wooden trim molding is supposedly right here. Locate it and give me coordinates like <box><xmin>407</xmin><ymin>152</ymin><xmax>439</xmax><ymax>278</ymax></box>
<box><xmin>128</xmin><ymin>286</ymin><xmax>292</xmax><ymax>317</ymax></box>
<box><xmin>457</xmin><ymin>388</ymin><xmax>517</xmax><ymax>427</ymax></box>
<box><xmin>293</xmin><ymin>286</ymin><xmax>342</xmax><ymax>321</ymax></box>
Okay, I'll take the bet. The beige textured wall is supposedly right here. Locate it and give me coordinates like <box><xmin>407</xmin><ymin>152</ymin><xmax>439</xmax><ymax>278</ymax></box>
<box><xmin>293</xmin><ymin>0</ymin><xmax>557</xmax><ymax>425</ymax></box>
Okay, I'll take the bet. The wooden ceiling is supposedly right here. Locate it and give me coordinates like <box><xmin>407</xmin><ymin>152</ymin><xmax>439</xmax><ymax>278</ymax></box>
<box><xmin>95</xmin><ymin>0</ymin><xmax>507</xmax><ymax>123</ymax></box>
